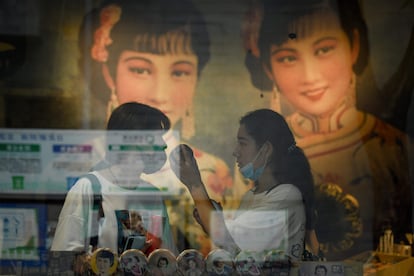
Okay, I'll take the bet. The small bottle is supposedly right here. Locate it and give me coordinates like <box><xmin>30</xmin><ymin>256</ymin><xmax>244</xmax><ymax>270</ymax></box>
<box><xmin>384</xmin><ymin>228</ymin><xmax>393</xmax><ymax>254</ymax></box>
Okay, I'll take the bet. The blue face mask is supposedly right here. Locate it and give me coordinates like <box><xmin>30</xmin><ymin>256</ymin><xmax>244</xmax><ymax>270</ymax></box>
<box><xmin>239</xmin><ymin>146</ymin><xmax>267</xmax><ymax>181</ymax></box>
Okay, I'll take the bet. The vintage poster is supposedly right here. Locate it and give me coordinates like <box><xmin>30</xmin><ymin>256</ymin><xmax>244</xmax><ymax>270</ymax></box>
<box><xmin>0</xmin><ymin>0</ymin><xmax>413</xmax><ymax>265</ymax></box>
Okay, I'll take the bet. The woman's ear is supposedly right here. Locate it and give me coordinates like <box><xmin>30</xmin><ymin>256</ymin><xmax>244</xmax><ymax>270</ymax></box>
<box><xmin>351</xmin><ymin>29</ymin><xmax>360</xmax><ymax>65</ymax></box>
<box><xmin>264</xmin><ymin>64</ymin><xmax>281</xmax><ymax>94</ymax></box>
<box><xmin>263</xmin><ymin>141</ymin><xmax>273</xmax><ymax>160</ymax></box>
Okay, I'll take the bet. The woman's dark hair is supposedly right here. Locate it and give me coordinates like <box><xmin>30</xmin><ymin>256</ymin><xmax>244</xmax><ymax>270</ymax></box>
<box><xmin>80</xmin><ymin>0</ymin><xmax>210</xmax><ymax>71</ymax></box>
<box><xmin>98</xmin><ymin>0</ymin><xmax>210</xmax><ymax>77</ymax></box>
<box><xmin>240</xmin><ymin>109</ymin><xmax>316</xmax><ymax>229</ymax></box>
<box><xmin>107</xmin><ymin>102</ymin><xmax>170</xmax><ymax>131</ymax></box>
<box><xmin>245</xmin><ymin>0</ymin><xmax>369</xmax><ymax>91</ymax></box>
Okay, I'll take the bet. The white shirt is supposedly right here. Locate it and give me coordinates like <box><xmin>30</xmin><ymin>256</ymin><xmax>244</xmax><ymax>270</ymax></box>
<box><xmin>51</xmin><ymin>171</ymin><xmax>176</xmax><ymax>254</ymax></box>
<box><xmin>223</xmin><ymin>184</ymin><xmax>305</xmax><ymax>260</ymax></box>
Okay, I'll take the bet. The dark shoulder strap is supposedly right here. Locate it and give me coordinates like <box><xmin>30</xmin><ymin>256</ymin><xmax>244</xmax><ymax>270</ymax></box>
<box><xmin>81</xmin><ymin>173</ymin><xmax>104</xmax><ymax>250</ymax></box>
<box><xmin>82</xmin><ymin>173</ymin><xmax>104</xmax><ymax>219</ymax></box>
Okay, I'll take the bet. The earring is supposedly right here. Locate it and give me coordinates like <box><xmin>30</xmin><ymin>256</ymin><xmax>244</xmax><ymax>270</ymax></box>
<box><xmin>272</xmin><ymin>83</ymin><xmax>279</xmax><ymax>98</ymax></box>
<box><xmin>346</xmin><ymin>73</ymin><xmax>357</xmax><ymax>107</ymax></box>
<box><xmin>182</xmin><ymin>105</ymin><xmax>195</xmax><ymax>140</ymax></box>
<box><xmin>106</xmin><ymin>88</ymin><xmax>119</xmax><ymax>122</ymax></box>
<box><xmin>271</xmin><ymin>83</ymin><xmax>282</xmax><ymax>113</ymax></box>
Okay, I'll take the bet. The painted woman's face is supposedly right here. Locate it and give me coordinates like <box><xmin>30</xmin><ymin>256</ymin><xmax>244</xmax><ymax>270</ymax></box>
<box><xmin>267</xmin><ymin>12</ymin><xmax>359</xmax><ymax>117</ymax></box>
<box><xmin>115</xmin><ymin>51</ymin><xmax>198</xmax><ymax>127</ymax></box>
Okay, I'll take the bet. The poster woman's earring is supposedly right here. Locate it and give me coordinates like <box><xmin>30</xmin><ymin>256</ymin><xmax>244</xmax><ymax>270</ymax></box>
<box><xmin>106</xmin><ymin>88</ymin><xmax>119</xmax><ymax>122</ymax></box>
<box><xmin>270</xmin><ymin>83</ymin><xmax>282</xmax><ymax>113</ymax></box>
<box><xmin>346</xmin><ymin>73</ymin><xmax>357</xmax><ymax>106</ymax></box>
<box><xmin>350</xmin><ymin>72</ymin><xmax>356</xmax><ymax>90</ymax></box>
<box><xmin>182</xmin><ymin>105</ymin><xmax>195</xmax><ymax>140</ymax></box>
<box><xmin>102</xmin><ymin>63</ymin><xmax>118</xmax><ymax>122</ymax></box>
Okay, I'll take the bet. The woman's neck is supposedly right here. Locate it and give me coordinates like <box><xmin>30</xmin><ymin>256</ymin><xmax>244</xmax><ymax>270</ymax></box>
<box><xmin>252</xmin><ymin>168</ymin><xmax>278</xmax><ymax>194</ymax></box>
<box><xmin>294</xmin><ymin>96</ymin><xmax>358</xmax><ymax>134</ymax></box>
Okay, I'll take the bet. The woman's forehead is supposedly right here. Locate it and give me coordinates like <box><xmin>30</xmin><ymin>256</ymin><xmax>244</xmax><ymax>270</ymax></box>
<box><xmin>237</xmin><ymin>125</ymin><xmax>254</xmax><ymax>141</ymax></box>
<box><xmin>132</xmin><ymin>29</ymin><xmax>195</xmax><ymax>55</ymax></box>
<box><xmin>285</xmin><ymin>9</ymin><xmax>341</xmax><ymax>41</ymax></box>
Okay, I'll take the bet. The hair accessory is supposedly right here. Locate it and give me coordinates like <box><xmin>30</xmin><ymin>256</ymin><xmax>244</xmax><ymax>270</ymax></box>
<box><xmin>106</xmin><ymin>87</ymin><xmax>119</xmax><ymax>122</ymax></box>
<box><xmin>270</xmin><ymin>83</ymin><xmax>282</xmax><ymax>113</ymax></box>
<box><xmin>287</xmin><ymin>143</ymin><xmax>296</xmax><ymax>153</ymax></box>
<box><xmin>91</xmin><ymin>4</ymin><xmax>122</xmax><ymax>63</ymax></box>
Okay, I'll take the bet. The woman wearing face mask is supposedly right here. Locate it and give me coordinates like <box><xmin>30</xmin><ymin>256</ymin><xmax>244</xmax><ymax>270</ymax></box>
<box><xmin>242</xmin><ymin>0</ymin><xmax>412</xmax><ymax>259</ymax></box>
<box><xmin>79</xmin><ymin>0</ymin><xmax>234</xmax><ymax>255</ymax></box>
<box><xmin>169</xmin><ymin>109</ymin><xmax>315</xmax><ymax>263</ymax></box>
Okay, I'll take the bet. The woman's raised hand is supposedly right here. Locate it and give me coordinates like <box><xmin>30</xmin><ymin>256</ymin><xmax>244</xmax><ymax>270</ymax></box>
<box><xmin>169</xmin><ymin>144</ymin><xmax>203</xmax><ymax>190</ymax></box>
